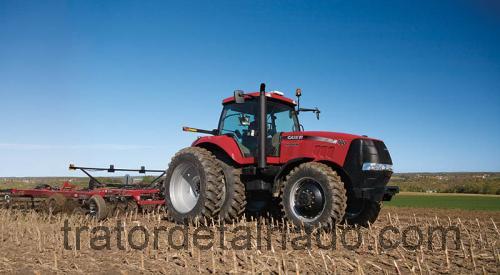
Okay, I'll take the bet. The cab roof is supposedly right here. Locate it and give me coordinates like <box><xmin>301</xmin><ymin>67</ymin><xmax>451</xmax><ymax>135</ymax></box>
<box><xmin>222</xmin><ymin>92</ymin><xmax>297</xmax><ymax>106</ymax></box>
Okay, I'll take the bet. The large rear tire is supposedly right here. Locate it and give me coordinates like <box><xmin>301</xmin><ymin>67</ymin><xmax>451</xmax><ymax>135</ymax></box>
<box><xmin>218</xmin><ymin>161</ymin><xmax>246</xmax><ymax>222</ymax></box>
<box><xmin>280</xmin><ymin>162</ymin><xmax>347</xmax><ymax>230</ymax></box>
<box><xmin>164</xmin><ymin>147</ymin><xmax>224</xmax><ymax>224</ymax></box>
<box><xmin>344</xmin><ymin>199</ymin><xmax>381</xmax><ymax>227</ymax></box>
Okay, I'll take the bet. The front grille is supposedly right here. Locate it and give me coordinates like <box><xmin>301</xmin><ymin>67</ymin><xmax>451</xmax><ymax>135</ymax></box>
<box><xmin>362</xmin><ymin>140</ymin><xmax>392</xmax><ymax>165</ymax></box>
<box><xmin>344</xmin><ymin>138</ymin><xmax>393</xmax><ymax>189</ymax></box>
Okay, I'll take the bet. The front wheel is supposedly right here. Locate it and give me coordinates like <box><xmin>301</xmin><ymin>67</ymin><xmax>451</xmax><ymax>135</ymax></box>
<box><xmin>281</xmin><ymin>162</ymin><xmax>347</xmax><ymax>230</ymax></box>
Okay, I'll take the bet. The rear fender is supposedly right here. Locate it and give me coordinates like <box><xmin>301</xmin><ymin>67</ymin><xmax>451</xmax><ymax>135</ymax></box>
<box><xmin>192</xmin><ymin>136</ymin><xmax>252</xmax><ymax>165</ymax></box>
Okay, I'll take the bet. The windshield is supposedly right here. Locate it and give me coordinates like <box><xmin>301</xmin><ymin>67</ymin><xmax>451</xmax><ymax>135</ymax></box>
<box><xmin>266</xmin><ymin>101</ymin><xmax>300</xmax><ymax>135</ymax></box>
<box><xmin>218</xmin><ymin>100</ymin><xmax>299</xmax><ymax>157</ymax></box>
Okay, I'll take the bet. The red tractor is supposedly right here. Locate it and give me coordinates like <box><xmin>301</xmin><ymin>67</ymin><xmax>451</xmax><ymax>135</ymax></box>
<box><xmin>164</xmin><ymin>83</ymin><xmax>398</xmax><ymax>228</ymax></box>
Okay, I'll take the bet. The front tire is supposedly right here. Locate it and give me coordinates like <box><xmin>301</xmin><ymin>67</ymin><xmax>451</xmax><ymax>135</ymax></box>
<box><xmin>164</xmin><ymin>147</ymin><xmax>224</xmax><ymax>224</ymax></box>
<box><xmin>344</xmin><ymin>199</ymin><xmax>381</xmax><ymax>227</ymax></box>
<box><xmin>281</xmin><ymin>162</ymin><xmax>347</xmax><ymax>229</ymax></box>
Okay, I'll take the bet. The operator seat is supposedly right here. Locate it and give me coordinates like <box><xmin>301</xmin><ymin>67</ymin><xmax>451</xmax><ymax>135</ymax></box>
<box><xmin>241</xmin><ymin>120</ymin><xmax>259</xmax><ymax>156</ymax></box>
<box><xmin>270</xmin><ymin>132</ymin><xmax>281</xmax><ymax>156</ymax></box>
<box><xmin>237</xmin><ymin>143</ymin><xmax>252</xmax><ymax>157</ymax></box>
<box><xmin>239</xmin><ymin>120</ymin><xmax>280</xmax><ymax>157</ymax></box>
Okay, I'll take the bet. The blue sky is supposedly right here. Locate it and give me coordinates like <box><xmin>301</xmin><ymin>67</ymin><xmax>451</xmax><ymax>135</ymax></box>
<box><xmin>1</xmin><ymin>0</ymin><xmax>499</xmax><ymax>176</ymax></box>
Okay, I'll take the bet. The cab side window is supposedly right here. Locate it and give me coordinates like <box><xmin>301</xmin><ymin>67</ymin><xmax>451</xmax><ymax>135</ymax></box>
<box><xmin>219</xmin><ymin>103</ymin><xmax>257</xmax><ymax>157</ymax></box>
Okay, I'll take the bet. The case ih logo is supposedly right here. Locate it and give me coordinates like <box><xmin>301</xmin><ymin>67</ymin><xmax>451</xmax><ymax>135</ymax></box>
<box><xmin>286</xmin><ymin>135</ymin><xmax>304</xmax><ymax>140</ymax></box>
<box><xmin>286</xmin><ymin>135</ymin><xmax>346</xmax><ymax>145</ymax></box>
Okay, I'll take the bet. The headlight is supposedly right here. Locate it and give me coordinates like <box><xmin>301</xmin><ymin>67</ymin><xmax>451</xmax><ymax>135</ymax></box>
<box><xmin>362</xmin><ymin>162</ymin><xmax>393</xmax><ymax>171</ymax></box>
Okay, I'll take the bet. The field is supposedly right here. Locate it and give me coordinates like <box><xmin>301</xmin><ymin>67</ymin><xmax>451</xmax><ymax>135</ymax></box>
<box><xmin>3</xmin><ymin>172</ymin><xmax>500</xmax><ymax>194</ymax></box>
<box><xmin>2</xmin><ymin>172</ymin><xmax>499</xmax><ymax>194</ymax></box>
<box><xmin>385</xmin><ymin>192</ymin><xmax>500</xmax><ymax>211</ymax></box>
<box><xmin>0</xmin><ymin>206</ymin><xmax>498</xmax><ymax>274</ymax></box>
<box><xmin>389</xmin><ymin>173</ymin><xmax>500</xmax><ymax>195</ymax></box>
<box><xmin>1</xmin><ymin>176</ymin><xmax>499</xmax><ymax>274</ymax></box>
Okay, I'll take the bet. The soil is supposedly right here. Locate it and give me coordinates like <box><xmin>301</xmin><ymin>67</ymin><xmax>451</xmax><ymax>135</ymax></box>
<box><xmin>0</xmin><ymin>207</ymin><xmax>498</xmax><ymax>274</ymax></box>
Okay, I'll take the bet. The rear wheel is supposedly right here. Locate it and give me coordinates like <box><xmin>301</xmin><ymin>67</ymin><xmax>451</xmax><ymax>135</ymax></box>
<box><xmin>218</xmin><ymin>161</ymin><xmax>246</xmax><ymax>222</ymax></box>
<box><xmin>344</xmin><ymin>199</ymin><xmax>381</xmax><ymax>227</ymax></box>
<box><xmin>281</xmin><ymin>162</ymin><xmax>347</xmax><ymax>229</ymax></box>
<box><xmin>164</xmin><ymin>147</ymin><xmax>224</xmax><ymax>224</ymax></box>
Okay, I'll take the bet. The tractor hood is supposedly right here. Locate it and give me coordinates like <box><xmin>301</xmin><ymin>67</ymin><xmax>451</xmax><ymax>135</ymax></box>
<box><xmin>280</xmin><ymin>131</ymin><xmax>392</xmax><ymax>170</ymax></box>
<box><xmin>282</xmin><ymin>131</ymin><xmax>392</xmax><ymax>170</ymax></box>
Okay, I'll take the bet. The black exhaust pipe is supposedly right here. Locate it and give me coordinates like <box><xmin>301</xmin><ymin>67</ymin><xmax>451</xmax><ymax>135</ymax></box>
<box><xmin>258</xmin><ymin>83</ymin><xmax>267</xmax><ymax>169</ymax></box>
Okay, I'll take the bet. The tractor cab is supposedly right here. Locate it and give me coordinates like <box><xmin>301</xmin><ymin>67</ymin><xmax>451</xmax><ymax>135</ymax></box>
<box><xmin>218</xmin><ymin>92</ymin><xmax>300</xmax><ymax>158</ymax></box>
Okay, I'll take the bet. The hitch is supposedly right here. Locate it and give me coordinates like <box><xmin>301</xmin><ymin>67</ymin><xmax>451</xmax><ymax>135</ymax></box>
<box><xmin>383</xmin><ymin>186</ymin><xmax>400</xmax><ymax>201</ymax></box>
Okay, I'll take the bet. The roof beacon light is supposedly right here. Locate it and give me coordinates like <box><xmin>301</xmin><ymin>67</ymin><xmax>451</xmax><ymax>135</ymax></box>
<box><xmin>271</xmin><ymin>90</ymin><xmax>284</xmax><ymax>96</ymax></box>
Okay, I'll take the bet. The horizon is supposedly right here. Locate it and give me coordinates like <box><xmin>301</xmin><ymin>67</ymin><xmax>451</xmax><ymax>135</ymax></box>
<box><xmin>1</xmin><ymin>0</ymin><xmax>500</xmax><ymax>176</ymax></box>
<box><xmin>2</xmin><ymin>171</ymin><xmax>500</xmax><ymax>178</ymax></box>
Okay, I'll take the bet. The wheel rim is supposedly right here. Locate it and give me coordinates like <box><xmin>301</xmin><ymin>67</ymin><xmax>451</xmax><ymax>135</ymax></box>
<box><xmin>89</xmin><ymin>200</ymin><xmax>98</xmax><ymax>217</ymax></box>
<box><xmin>169</xmin><ymin>162</ymin><xmax>201</xmax><ymax>214</ymax></box>
<box><xmin>4</xmin><ymin>195</ymin><xmax>11</xmax><ymax>204</ymax></box>
<box><xmin>289</xmin><ymin>177</ymin><xmax>326</xmax><ymax>222</ymax></box>
<box><xmin>48</xmin><ymin>199</ymin><xmax>57</xmax><ymax>214</ymax></box>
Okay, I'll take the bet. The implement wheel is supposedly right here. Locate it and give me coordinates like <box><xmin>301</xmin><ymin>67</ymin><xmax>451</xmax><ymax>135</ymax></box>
<box><xmin>126</xmin><ymin>200</ymin><xmax>138</xmax><ymax>214</ymax></box>
<box><xmin>164</xmin><ymin>147</ymin><xmax>224</xmax><ymax>224</ymax></box>
<box><xmin>45</xmin><ymin>194</ymin><xmax>67</xmax><ymax>215</ymax></box>
<box><xmin>1</xmin><ymin>194</ymin><xmax>12</xmax><ymax>209</ymax></box>
<box><xmin>111</xmin><ymin>202</ymin><xmax>127</xmax><ymax>217</ymax></box>
<box><xmin>88</xmin><ymin>195</ymin><xmax>108</xmax><ymax>220</ymax></box>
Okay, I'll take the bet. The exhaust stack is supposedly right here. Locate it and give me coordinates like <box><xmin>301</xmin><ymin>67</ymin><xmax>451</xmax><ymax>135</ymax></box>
<box><xmin>258</xmin><ymin>83</ymin><xmax>267</xmax><ymax>169</ymax></box>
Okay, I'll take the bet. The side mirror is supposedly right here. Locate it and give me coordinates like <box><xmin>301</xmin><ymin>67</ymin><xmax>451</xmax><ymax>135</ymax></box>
<box><xmin>234</xmin><ymin>90</ymin><xmax>245</xmax><ymax>104</ymax></box>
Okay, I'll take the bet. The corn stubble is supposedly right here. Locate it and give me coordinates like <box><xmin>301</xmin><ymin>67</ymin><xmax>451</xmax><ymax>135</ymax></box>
<box><xmin>0</xmin><ymin>207</ymin><xmax>498</xmax><ymax>274</ymax></box>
